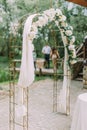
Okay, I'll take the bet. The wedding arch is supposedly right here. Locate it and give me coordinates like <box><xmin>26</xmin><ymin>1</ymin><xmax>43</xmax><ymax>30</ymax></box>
<box><xmin>17</xmin><ymin>8</ymin><xmax>77</xmax><ymax>115</ymax></box>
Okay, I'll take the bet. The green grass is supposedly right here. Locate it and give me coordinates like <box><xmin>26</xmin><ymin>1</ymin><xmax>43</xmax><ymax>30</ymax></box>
<box><xmin>35</xmin><ymin>75</ymin><xmax>51</xmax><ymax>81</ymax></box>
<box><xmin>0</xmin><ymin>56</ymin><xmax>9</xmax><ymax>82</ymax></box>
<box><xmin>0</xmin><ymin>56</ymin><xmax>8</xmax><ymax>68</ymax></box>
<box><xmin>0</xmin><ymin>56</ymin><xmax>8</xmax><ymax>62</ymax></box>
<box><xmin>0</xmin><ymin>56</ymin><xmax>63</xmax><ymax>83</ymax></box>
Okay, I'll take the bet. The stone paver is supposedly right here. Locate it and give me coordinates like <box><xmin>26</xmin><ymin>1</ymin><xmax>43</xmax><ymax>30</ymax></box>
<box><xmin>0</xmin><ymin>79</ymin><xmax>87</xmax><ymax>130</ymax></box>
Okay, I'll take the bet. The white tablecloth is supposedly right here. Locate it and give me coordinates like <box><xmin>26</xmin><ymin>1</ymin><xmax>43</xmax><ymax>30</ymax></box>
<box><xmin>71</xmin><ymin>93</ymin><xmax>87</xmax><ymax>130</ymax></box>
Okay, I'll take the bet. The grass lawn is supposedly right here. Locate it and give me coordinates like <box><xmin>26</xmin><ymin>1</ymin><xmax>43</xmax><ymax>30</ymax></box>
<box><xmin>0</xmin><ymin>56</ymin><xmax>9</xmax><ymax>83</ymax></box>
<box><xmin>0</xmin><ymin>56</ymin><xmax>8</xmax><ymax>68</ymax></box>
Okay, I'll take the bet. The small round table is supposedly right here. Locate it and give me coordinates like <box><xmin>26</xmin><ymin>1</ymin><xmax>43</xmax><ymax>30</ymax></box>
<box><xmin>71</xmin><ymin>93</ymin><xmax>87</xmax><ymax>130</ymax></box>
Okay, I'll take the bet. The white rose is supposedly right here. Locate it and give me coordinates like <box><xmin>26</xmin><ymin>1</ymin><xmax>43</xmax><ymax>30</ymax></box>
<box><xmin>65</xmin><ymin>30</ymin><xmax>72</xmax><ymax>36</ymax></box>
<box><xmin>84</xmin><ymin>35</ymin><xmax>87</xmax><ymax>39</ymax></box>
<box><xmin>36</xmin><ymin>16</ymin><xmax>48</xmax><ymax>27</ymax></box>
<box><xmin>70</xmin><ymin>36</ymin><xmax>75</xmax><ymax>44</ymax></box>
<box><xmin>67</xmin><ymin>25</ymin><xmax>73</xmax><ymax>31</ymax></box>
<box><xmin>55</xmin><ymin>21</ymin><xmax>59</xmax><ymax>26</ymax></box>
<box><xmin>38</xmin><ymin>16</ymin><xmax>44</xmax><ymax>21</ymax></box>
<box><xmin>45</xmin><ymin>36</ymin><xmax>48</xmax><ymax>41</ymax></box>
<box><xmin>61</xmin><ymin>22</ymin><xmax>68</xmax><ymax>27</ymax></box>
<box><xmin>72</xmin><ymin>50</ymin><xmax>76</xmax><ymax>58</ymax></box>
<box><xmin>43</xmin><ymin>9</ymin><xmax>52</xmax><ymax>17</ymax></box>
<box><xmin>43</xmin><ymin>15</ymin><xmax>48</xmax><ymax>23</ymax></box>
<box><xmin>28</xmin><ymin>31</ymin><xmax>36</xmax><ymax>40</ymax></box>
<box><xmin>60</xmin><ymin>29</ymin><xmax>65</xmax><ymax>33</ymax></box>
<box><xmin>48</xmin><ymin>8</ymin><xmax>56</xmax><ymax>17</ymax></box>
<box><xmin>69</xmin><ymin>26</ymin><xmax>73</xmax><ymax>31</ymax></box>
<box><xmin>31</xmin><ymin>24</ymin><xmax>38</xmax><ymax>34</ymax></box>
<box><xmin>49</xmin><ymin>16</ymin><xmax>55</xmax><ymax>21</ymax></box>
<box><xmin>55</xmin><ymin>9</ymin><xmax>62</xmax><ymax>16</ymax></box>
<box><xmin>38</xmin><ymin>16</ymin><xmax>46</xmax><ymax>24</ymax></box>
<box><xmin>36</xmin><ymin>21</ymin><xmax>43</xmax><ymax>27</ymax></box>
<box><xmin>43</xmin><ymin>8</ymin><xmax>55</xmax><ymax>21</ymax></box>
<box><xmin>59</xmin><ymin>15</ymin><xmax>66</xmax><ymax>21</ymax></box>
<box><xmin>43</xmin><ymin>9</ymin><xmax>50</xmax><ymax>16</ymax></box>
<box><xmin>68</xmin><ymin>45</ymin><xmax>75</xmax><ymax>50</ymax></box>
<box><xmin>33</xmin><ymin>21</ymin><xmax>40</xmax><ymax>27</ymax></box>
<box><xmin>49</xmin><ymin>8</ymin><xmax>56</xmax><ymax>14</ymax></box>
<box><xmin>10</xmin><ymin>22</ymin><xmax>19</xmax><ymax>35</ymax></box>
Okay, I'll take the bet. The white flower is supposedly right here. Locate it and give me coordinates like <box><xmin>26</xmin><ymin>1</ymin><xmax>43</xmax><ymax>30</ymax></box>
<box><xmin>31</xmin><ymin>24</ymin><xmax>38</xmax><ymax>34</ymax></box>
<box><xmin>60</xmin><ymin>22</ymin><xmax>68</xmax><ymax>27</ymax></box>
<box><xmin>32</xmin><ymin>22</ymin><xmax>39</xmax><ymax>27</ymax></box>
<box><xmin>28</xmin><ymin>31</ymin><xmax>36</xmax><ymax>40</ymax></box>
<box><xmin>60</xmin><ymin>29</ymin><xmax>65</xmax><ymax>33</ymax></box>
<box><xmin>34</xmin><ymin>21</ymin><xmax>43</xmax><ymax>28</ymax></box>
<box><xmin>45</xmin><ymin>36</ymin><xmax>48</xmax><ymax>41</ymax></box>
<box><xmin>84</xmin><ymin>35</ymin><xmax>87</xmax><ymax>39</ymax></box>
<box><xmin>59</xmin><ymin>15</ymin><xmax>66</xmax><ymax>21</ymax></box>
<box><xmin>69</xmin><ymin>26</ymin><xmax>73</xmax><ymax>31</ymax></box>
<box><xmin>55</xmin><ymin>21</ymin><xmax>59</xmax><ymax>26</ymax></box>
<box><xmin>43</xmin><ymin>8</ymin><xmax>55</xmax><ymax>21</ymax></box>
<box><xmin>65</xmin><ymin>30</ymin><xmax>72</xmax><ymax>36</ymax></box>
<box><xmin>43</xmin><ymin>9</ymin><xmax>50</xmax><ymax>16</ymax></box>
<box><xmin>43</xmin><ymin>15</ymin><xmax>48</xmax><ymax>23</ymax></box>
<box><xmin>38</xmin><ymin>16</ymin><xmax>44</xmax><ymax>22</ymax></box>
<box><xmin>70</xmin><ymin>60</ymin><xmax>77</xmax><ymax>64</ymax></box>
<box><xmin>9</xmin><ymin>22</ymin><xmax>19</xmax><ymax>35</ymax></box>
<box><xmin>49</xmin><ymin>8</ymin><xmax>56</xmax><ymax>14</ymax></box>
<box><xmin>72</xmin><ymin>50</ymin><xmax>76</xmax><ymax>58</ymax></box>
<box><xmin>55</xmin><ymin>9</ymin><xmax>62</xmax><ymax>16</ymax></box>
<box><xmin>70</xmin><ymin>36</ymin><xmax>75</xmax><ymax>44</ymax></box>
<box><xmin>38</xmin><ymin>16</ymin><xmax>48</xmax><ymax>26</ymax></box>
<box><xmin>66</xmin><ymin>25</ymin><xmax>73</xmax><ymax>31</ymax></box>
<box><xmin>68</xmin><ymin>45</ymin><xmax>75</xmax><ymax>50</ymax></box>
<box><xmin>35</xmin><ymin>15</ymin><xmax>48</xmax><ymax>27</ymax></box>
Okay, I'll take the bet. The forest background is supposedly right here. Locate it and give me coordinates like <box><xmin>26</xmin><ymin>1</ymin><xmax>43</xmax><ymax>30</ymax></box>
<box><xmin>0</xmin><ymin>0</ymin><xmax>87</xmax><ymax>82</ymax></box>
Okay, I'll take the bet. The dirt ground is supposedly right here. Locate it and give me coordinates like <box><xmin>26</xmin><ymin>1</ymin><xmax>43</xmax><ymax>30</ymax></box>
<box><xmin>0</xmin><ymin>79</ymin><xmax>87</xmax><ymax>130</ymax></box>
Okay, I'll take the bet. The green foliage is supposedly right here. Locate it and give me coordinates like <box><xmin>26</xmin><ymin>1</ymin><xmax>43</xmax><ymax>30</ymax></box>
<box><xmin>35</xmin><ymin>75</ymin><xmax>50</xmax><ymax>81</ymax></box>
<box><xmin>71</xmin><ymin>14</ymin><xmax>87</xmax><ymax>45</ymax></box>
<box><xmin>0</xmin><ymin>68</ymin><xmax>9</xmax><ymax>82</ymax></box>
<box><xmin>0</xmin><ymin>0</ymin><xmax>87</xmax><ymax>57</ymax></box>
<box><xmin>0</xmin><ymin>56</ymin><xmax>8</xmax><ymax>62</ymax></box>
<box><xmin>33</xmin><ymin>20</ymin><xmax>64</xmax><ymax>58</ymax></box>
<box><xmin>0</xmin><ymin>0</ymin><xmax>87</xmax><ymax>82</ymax></box>
<box><xmin>63</xmin><ymin>6</ymin><xmax>87</xmax><ymax>45</ymax></box>
<box><xmin>0</xmin><ymin>56</ymin><xmax>9</xmax><ymax>82</ymax></box>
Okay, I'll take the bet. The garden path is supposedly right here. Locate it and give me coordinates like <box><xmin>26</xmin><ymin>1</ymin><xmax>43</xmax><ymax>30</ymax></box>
<box><xmin>0</xmin><ymin>79</ymin><xmax>87</xmax><ymax>130</ymax></box>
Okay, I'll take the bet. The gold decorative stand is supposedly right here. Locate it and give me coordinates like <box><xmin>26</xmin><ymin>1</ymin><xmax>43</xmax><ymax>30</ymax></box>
<box><xmin>9</xmin><ymin>42</ymin><xmax>29</xmax><ymax>130</ymax></box>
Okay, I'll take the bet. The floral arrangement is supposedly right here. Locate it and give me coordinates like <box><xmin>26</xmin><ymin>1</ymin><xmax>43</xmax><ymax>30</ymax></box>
<box><xmin>28</xmin><ymin>8</ymin><xmax>77</xmax><ymax>65</ymax></box>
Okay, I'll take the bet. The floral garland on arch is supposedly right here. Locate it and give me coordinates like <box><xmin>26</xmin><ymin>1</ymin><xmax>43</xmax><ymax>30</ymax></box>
<box><xmin>28</xmin><ymin>8</ymin><xmax>77</xmax><ymax>66</ymax></box>
<box><xmin>17</xmin><ymin>8</ymin><xmax>76</xmax><ymax>117</ymax></box>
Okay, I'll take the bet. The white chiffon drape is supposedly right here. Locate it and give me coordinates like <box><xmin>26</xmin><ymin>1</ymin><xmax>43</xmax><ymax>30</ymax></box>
<box><xmin>16</xmin><ymin>14</ymin><xmax>71</xmax><ymax>117</ymax></box>
<box><xmin>58</xmin><ymin>31</ymin><xmax>71</xmax><ymax>114</ymax></box>
<box><xmin>18</xmin><ymin>14</ymin><xmax>36</xmax><ymax>88</ymax></box>
<box><xmin>16</xmin><ymin>14</ymin><xmax>37</xmax><ymax>118</ymax></box>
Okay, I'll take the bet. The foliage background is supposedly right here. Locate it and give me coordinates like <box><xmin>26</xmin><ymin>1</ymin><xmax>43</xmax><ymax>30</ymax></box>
<box><xmin>0</xmin><ymin>0</ymin><xmax>87</xmax><ymax>56</ymax></box>
<box><xmin>0</xmin><ymin>0</ymin><xmax>87</xmax><ymax>82</ymax></box>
